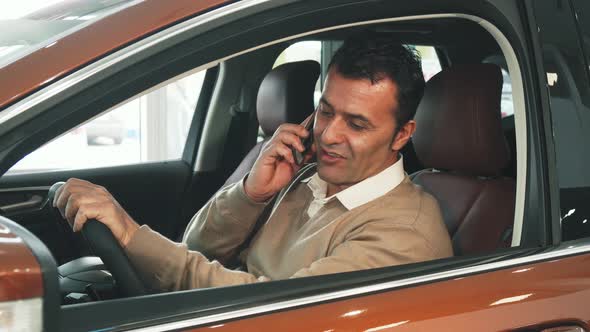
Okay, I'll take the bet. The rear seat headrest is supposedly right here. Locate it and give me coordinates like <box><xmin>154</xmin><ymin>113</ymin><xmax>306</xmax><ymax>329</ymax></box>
<box><xmin>413</xmin><ymin>64</ymin><xmax>509</xmax><ymax>176</ymax></box>
<box><xmin>257</xmin><ymin>60</ymin><xmax>321</xmax><ymax>136</ymax></box>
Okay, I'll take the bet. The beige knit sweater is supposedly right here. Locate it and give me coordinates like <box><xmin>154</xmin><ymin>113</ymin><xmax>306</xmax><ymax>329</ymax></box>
<box><xmin>125</xmin><ymin>171</ymin><xmax>452</xmax><ymax>291</ymax></box>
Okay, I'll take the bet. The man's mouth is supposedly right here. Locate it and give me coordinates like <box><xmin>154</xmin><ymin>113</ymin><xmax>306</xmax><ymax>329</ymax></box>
<box><xmin>319</xmin><ymin>147</ymin><xmax>345</xmax><ymax>163</ymax></box>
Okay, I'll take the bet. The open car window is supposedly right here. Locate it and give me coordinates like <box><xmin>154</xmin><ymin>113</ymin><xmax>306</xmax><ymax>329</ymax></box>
<box><xmin>6</xmin><ymin>68</ymin><xmax>206</xmax><ymax>174</ymax></box>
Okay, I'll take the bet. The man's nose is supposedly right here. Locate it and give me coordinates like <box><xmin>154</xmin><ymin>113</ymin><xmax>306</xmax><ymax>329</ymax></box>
<box><xmin>320</xmin><ymin>118</ymin><xmax>345</xmax><ymax>145</ymax></box>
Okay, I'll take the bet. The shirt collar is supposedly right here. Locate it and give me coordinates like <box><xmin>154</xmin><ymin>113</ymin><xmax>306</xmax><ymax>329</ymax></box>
<box><xmin>303</xmin><ymin>156</ymin><xmax>405</xmax><ymax>210</ymax></box>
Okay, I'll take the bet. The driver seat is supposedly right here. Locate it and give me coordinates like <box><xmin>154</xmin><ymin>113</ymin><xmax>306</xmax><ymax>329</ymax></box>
<box><xmin>222</xmin><ymin>60</ymin><xmax>320</xmax><ymax>186</ymax></box>
<box><xmin>411</xmin><ymin>64</ymin><xmax>516</xmax><ymax>256</ymax></box>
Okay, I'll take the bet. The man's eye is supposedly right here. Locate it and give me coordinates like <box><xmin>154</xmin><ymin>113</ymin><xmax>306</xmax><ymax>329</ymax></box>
<box><xmin>320</xmin><ymin>110</ymin><xmax>334</xmax><ymax>117</ymax></box>
<box><xmin>349</xmin><ymin>121</ymin><xmax>366</xmax><ymax>131</ymax></box>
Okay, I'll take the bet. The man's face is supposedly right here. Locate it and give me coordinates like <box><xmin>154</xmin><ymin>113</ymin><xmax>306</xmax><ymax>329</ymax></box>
<box><xmin>314</xmin><ymin>68</ymin><xmax>402</xmax><ymax>187</ymax></box>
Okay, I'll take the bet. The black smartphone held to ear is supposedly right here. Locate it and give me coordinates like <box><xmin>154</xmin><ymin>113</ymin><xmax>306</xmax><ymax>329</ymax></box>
<box><xmin>293</xmin><ymin>116</ymin><xmax>315</xmax><ymax>165</ymax></box>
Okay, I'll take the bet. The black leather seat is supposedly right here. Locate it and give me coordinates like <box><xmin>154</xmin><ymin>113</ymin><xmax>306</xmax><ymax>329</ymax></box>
<box><xmin>411</xmin><ymin>64</ymin><xmax>516</xmax><ymax>256</ymax></box>
<box><xmin>222</xmin><ymin>60</ymin><xmax>320</xmax><ymax>186</ymax></box>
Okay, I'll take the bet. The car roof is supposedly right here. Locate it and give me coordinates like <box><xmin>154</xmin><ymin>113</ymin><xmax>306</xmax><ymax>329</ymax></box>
<box><xmin>0</xmin><ymin>0</ymin><xmax>229</xmax><ymax>111</ymax></box>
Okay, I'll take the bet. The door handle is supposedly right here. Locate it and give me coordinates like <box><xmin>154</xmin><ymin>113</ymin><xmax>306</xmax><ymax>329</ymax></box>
<box><xmin>0</xmin><ymin>194</ymin><xmax>44</xmax><ymax>214</ymax></box>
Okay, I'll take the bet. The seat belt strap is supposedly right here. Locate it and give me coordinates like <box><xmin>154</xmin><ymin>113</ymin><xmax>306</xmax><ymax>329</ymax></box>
<box><xmin>231</xmin><ymin>163</ymin><xmax>317</xmax><ymax>266</ymax></box>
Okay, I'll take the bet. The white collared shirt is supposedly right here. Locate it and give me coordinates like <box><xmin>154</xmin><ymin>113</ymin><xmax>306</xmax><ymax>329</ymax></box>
<box><xmin>302</xmin><ymin>156</ymin><xmax>405</xmax><ymax>218</ymax></box>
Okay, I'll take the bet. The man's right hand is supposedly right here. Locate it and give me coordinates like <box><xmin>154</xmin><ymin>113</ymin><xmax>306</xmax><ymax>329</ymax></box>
<box><xmin>244</xmin><ymin>115</ymin><xmax>315</xmax><ymax>203</ymax></box>
<box><xmin>53</xmin><ymin>178</ymin><xmax>140</xmax><ymax>247</ymax></box>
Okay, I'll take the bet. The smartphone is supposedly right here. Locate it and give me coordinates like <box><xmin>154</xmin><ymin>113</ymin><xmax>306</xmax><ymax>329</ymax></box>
<box><xmin>293</xmin><ymin>117</ymin><xmax>315</xmax><ymax>165</ymax></box>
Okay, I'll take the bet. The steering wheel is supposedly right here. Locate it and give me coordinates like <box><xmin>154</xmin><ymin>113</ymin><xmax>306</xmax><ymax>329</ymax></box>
<box><xmin>48</xmin><ymin>182</ymin><xmax>148</xmax><ymax>297</ymax></box>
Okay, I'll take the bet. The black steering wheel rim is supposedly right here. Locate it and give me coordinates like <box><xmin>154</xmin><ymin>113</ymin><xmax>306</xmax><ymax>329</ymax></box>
<box><xmin>80</xmin><ymin>219</ymin><xmax>148</xmax><ymax>297</ymax></box>
<box><xmin>49</xmin><ymin>182</ymin><xmax>147</xmax><ymax>297</ymax></box>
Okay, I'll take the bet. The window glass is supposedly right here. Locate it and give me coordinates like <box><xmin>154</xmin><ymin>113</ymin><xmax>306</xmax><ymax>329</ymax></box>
<box><xmin>273</xmin><ymin>41</ymin><xmax>322</xmax><ymax>106</ymax></box>
<box><xmin>273</xmin><ymin>43</ymin><xmax>442</xmax><ymax>105</ymax></box>
<box><xmin>415</xmin><ymin>45</ymin><xmax>442</xmax><ymax>81</ymax></box>
<box><xmin>572</xmin><ymin>0</ymin><xmax>590</xmax><ymax>84</ymax></box>
<box><xmin>499</xmin><ymin>69</ymin><xmax>514</xmax><ymax>118</ymax></box>
<box><xmin>7</xmin><ymin>69</ymin><xmax>206</xmax><ymax>174</ymax></box>
<box><xmin>274</xmin><ymin>41</ymin><xmax>322</xmax><ymax>67</ymax></box>
<box><xmin>534</xmin><ymin>0</ymin><xmax>590</xmax><ymax>241</ymax></box>
<box><xmin>0</xmin><ymin>0</ymin><xmax>133</xmax><ymax>69</ymax></box>
<box><xmin>259</xmin><ymin>42</ymin><xmax>442</xmax><ymax>142</ymax></box>
<box><xmin>258</xmin><ymin>41</ymin><xmax>323</xmax><ymax>142</ymax></box>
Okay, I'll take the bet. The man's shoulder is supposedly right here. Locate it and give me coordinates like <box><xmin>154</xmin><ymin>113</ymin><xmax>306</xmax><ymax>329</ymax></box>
<box><xmin>322</xmin><ymin>174</ymin><xmax>452</xmax><ymax>258</ymax></box>
<box><xmin>354</xmin><ymin>177</ymin><xmax>443</xmax><ymax>227</ymax></box>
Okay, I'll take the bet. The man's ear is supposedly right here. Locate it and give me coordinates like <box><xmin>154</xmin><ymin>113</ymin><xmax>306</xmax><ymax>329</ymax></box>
<box><xmin>391</xmin><ymin>120</ymin><xmax>416</xmax><ymax>152</ymax></box>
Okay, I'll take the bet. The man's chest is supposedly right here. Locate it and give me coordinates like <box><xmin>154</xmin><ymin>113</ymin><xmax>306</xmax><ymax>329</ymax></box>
<box><xmin>246</xmin><ymin>186</ymin><xmax>349</xmax><ymax>278</ymax></box>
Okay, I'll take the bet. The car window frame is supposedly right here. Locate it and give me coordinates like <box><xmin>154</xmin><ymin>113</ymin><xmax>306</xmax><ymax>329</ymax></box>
<box><xmin>523</xmin><ymin>0</ymin><xmax>567</xmax><ymax>245</ymax></box>
<box><xmin>538</xmin><ymin>0</ymin><xmax>590</xmax><ymax>242</ymax></box>
<box><xmin>2</xmin><ymin>65</ymin><xmax>217</xmax><ymax>175</ymax></box>
<box><xmin>0</xmin><ymin>0</ymin><xmax>561</xmax><ymax>330</ymax></box>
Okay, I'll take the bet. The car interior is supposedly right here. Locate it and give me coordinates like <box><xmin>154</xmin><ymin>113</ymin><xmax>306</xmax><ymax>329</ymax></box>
<box><xmin>0</xmin><ymin>16</ymin><xmax>521</xmax><ymax>307</ymax></box>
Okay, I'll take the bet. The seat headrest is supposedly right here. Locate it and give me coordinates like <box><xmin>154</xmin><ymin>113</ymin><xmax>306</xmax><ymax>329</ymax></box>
<box><xmin>413</xmin><ymin>64</ymin><xmax>509</xmax><ymax>176</ymax></box>
<box><xmin>257</xmin><ymin>60</ymin><xmax>320</xmax><ymax>136</ymax></box>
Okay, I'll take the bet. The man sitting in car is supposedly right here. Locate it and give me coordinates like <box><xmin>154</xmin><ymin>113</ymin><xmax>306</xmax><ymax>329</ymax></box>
<box><xmin>54</xmin><ymin>32</ymin><xmax>453</xmax><ymax>291</ymax></box>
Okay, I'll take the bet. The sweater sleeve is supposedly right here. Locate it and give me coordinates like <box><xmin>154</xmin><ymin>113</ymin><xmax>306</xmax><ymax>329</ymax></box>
<box><xmin>181</xmin><ymin>180</ymin><xmax>268</xmax><ymax>263</ymax></box>
<box><xmin>124</xmin><ymin>215</ymin><xmax>451</xmax><ymax>292</ymax></box>
<box><xmin>125</xmin><ymin>225</ymin><xmax>270</xmax><ymax>291</ymax></box>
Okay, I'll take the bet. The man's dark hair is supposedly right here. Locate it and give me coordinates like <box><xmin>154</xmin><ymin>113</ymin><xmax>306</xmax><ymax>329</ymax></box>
<box><xmin>328</xmin><ymin>31</ymin><xmax>425</xmax><ymax>128</ymax></box>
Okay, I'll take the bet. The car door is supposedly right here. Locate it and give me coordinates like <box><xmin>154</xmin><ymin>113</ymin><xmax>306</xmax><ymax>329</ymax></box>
<box><xmin>207</xmin><ymin>2</ymin><xmax>589</xmax><ymax>330</ymax></box>
<box><xmin>2</xmin><ymin>0</ymin><xmax>589</xmax><ymax>331</ymax></box>
<box><xmin>0</xmin><ymin>1</ymin><xmax>229</xmax><ymax>266</ymax></box>
<box><xmin>0</xmin><ymin>65</ymin><xmax>220</xmax><ymax>264</ymax></box>
<box><xmin>170</xmin><ymin>1</ymin><xmax>590</xmax><ymax>330</ymax></box>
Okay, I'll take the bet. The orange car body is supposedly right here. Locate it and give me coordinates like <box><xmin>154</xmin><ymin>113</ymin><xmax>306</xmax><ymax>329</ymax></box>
<box><xmin>5</xmin><ymin>217</ymin><xmax>590</xmax><ymax>331</ymax></box>
<box><xmin>0</xmin><ymin>0</ymin><xmax>227</xmax><ymax>110</ymax></box>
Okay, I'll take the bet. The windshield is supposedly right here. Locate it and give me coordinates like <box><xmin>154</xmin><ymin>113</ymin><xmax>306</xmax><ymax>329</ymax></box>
<box><xmin>0</xmin><ymin>0</ymin><xmax>135</xmax><ymax>69</ymax></box>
